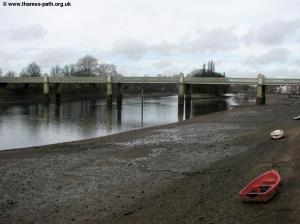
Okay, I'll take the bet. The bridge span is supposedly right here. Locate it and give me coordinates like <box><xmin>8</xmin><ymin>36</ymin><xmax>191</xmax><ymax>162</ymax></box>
<box><xmin>0</xmin><ymin>74</ymin><xmax>299</xmax><ymax>106</ymax></box>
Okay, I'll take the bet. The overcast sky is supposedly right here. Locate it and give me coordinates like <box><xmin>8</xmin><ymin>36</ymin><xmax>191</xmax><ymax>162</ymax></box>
<box><xmin>1</xmin><ymin>0</ymin><xmax>300</xmax><ymax>77</ymax></box>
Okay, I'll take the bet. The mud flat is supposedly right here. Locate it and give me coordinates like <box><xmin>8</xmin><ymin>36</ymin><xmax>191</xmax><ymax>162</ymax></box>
<box><xmin>1</xmin><ymin>94</ymin><xmax>300</xmax><ymax>223</ymax></box>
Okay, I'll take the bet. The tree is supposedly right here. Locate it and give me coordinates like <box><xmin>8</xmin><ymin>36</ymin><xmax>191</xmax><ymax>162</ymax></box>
<box><xmin>190</xmin><ymin>61</ymin><xmax>229</xmax><ymax>95</ymax></box>
<box><xmin>20</xmin><ymin>62</ymin><xmax>42</xmax><ymax>77</ymax></box>
<box><xmin>61</xmin><ymin>64</ymin><xmax>78</xmax><ymax>76</ymax></box>
<box><xmin>5</xmin><ymin>71</ymin><xmax>16</xmax><ymax>77</ymax></box>
<box><xmin>97</xmin><ymin>63</ymin><xmax>118</xmax><ymax>76</ymax></box>
<box><xmin>76</xmin><ymin>55</ymin><xmax>98</xmax><ymax>76</ymax></box>
<box><xmin>50</xmin><ymin>65</ymin><xmax>63</xmax><ymax>77</ymax></box>
<box><xmin>0</xmin><ymin>68</ymin><xmax>2</xmax><ymax>76</ymax></box>
<box><xmin>191</xmin><ymin>60</ymin><xmax>222</xmax><ymax>78</ymax></box>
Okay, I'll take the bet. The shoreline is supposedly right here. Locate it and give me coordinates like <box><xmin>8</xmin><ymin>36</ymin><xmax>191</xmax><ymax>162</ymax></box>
<box><xmin>0</xmin><ymin>91</ymin><xmax>254</xmax><ymax>106</ymax></box>
<box><xmin>1</xmin><ymin>95</ymin><xmax>300</xmax><ymax>223</ymax></box>
<box><xmin>0</xmin><ymin>94</ymin><xmax>240</xmax><ymax>152</ymax></box>
<box><xmin>0</xmin><ymin>105</ymin><xmax>233</xmax><ymax>153</ymax></box>
<box><xmin>0</xmin><ymin>98</ymin><xmax>257</xmax><ymax>153</ymax></box>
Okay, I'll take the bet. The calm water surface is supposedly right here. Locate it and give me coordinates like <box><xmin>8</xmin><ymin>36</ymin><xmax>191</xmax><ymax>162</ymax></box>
<box><xmin>0</xmin><ymin>95</ymin><xmax>254</xmax><ymax>150</ymax></box>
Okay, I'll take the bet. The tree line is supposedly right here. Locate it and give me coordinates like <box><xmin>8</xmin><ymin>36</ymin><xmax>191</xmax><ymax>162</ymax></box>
<box><xmin>0</xmin><ymin>58</ymin><xmax>229</xmax><ymax>95</ymax></box>
<box><xmin>0</xmin><ymin>55</ymin><xmax>119</xmax><ymax>78</ymax></box>
<box><xmin>0</xmin><ymin>57</ymin><xmax>225</xmax><ymax>80</ymax></box>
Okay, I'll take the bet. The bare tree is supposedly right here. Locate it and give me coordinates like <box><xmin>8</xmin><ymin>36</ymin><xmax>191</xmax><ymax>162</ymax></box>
<box><xmin>5</xmin><ymin>71</ymin><xmax>16</xmax><ymax>77</ymax></box>
<box><xmin>20</xmin><ymin>62</ymin><xmax>42</xmax><ymax>77</ymax></box>
<box><xmin>76</xmin><ymin>55</ymin><xmax>98</xmax><ymax>76</ymax></box>
<box><xmin>50</xmin><ymin>65</ymin><xmax>62</xmax><ymax>77</ymax></box>
<box><xmin>61</xmin><ymin>64</ymin><xmax>77</xmax><ymax>77</ymax></box>
<box><xmin>97</xmin><ymin>63</ymin><xmax>118</xmax><ymax>76</ymax></box>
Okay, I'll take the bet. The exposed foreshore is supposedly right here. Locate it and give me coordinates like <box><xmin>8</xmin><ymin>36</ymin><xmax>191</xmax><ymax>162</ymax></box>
<box><xmin>1</xmin><ymin>94</ymin><xmax>300</xmax><ymax>223</ymax></box>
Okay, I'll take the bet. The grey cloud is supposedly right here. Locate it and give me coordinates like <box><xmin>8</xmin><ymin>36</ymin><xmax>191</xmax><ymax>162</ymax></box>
<box><xmin>112</xmin><ymin>28</ymin><xmax>239</xmax><ymax>60</ymax></box>
<box><xmin>292</xmin><ymin>59</ymin><xmax>300</xmax><ymax>65</ymax></box>
<box><xmin>112</xmin><ymin>39</ymin><xmax>148</xmax><ymax>60</ymax></box>
<box><xmin>161</xmin><ymin>65</ymin><xmax>181</xmax><ymax>76</ymax></box>
<box><xmin>3</xmin><ymin>24</ymin><xmax>47</xmax><ymax>41</ymax></box>
<box><xmin>179</xmin><ymin>27</ymin><xmax>239</xmax><ymax>52</ymax></box>
<box><xmin>34</xmin><ymin>48</ymin><xmax>82</xmax><ymax>66</ymax></box>
<box><xmin>112</xmin><ymin>39</ymin><xmax>175</xmax><ymax>60</ymax></box>
<box><xmin>152</xmin><ymin>60</ymin><xmax>172</xmax><ymax>68</ymax></box>
<box><xmin>243</xmin><ymin>19</ymin><xmax>300</xmax><ymax>46</ymax></box>
<box><xmin>0</xmin><ymin>51</ymin><xmax>23</xmax><ymax>61</ymax></box>
<box><xmin>262</xmin><ymin>66</ymin><xmax>300</xmax><ymax>78</ymax></box>
<box><xmin>245</xmin><ymin>48</ymin><xmax>290</xmax><ymax>65</ymax></box>
<box><xmin>0</xmin><ymin>51</ymin><xmax>24</xmax><ymax>69</ymax></box>
<box><xmin>151</xmin><ymin>41</ymin><xmax>174</xmax><ymax>55</ymax></box>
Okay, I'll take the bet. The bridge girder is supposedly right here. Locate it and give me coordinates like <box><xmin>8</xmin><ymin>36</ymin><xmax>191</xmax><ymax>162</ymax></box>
<box><xmin>0</xmin><ymin>76</ymin><xmax>300</xmax><ymax>85</ymax></box>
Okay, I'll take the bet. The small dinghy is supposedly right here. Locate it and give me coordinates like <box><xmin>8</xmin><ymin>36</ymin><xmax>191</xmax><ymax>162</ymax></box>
<box><xmin>270</xmin><ymin>130</ymin><xmax>284</xmax><ymax>139</ymax></box>
<box><xmin>293</xmin><ymin>115</ymin><xmax>300</xmax><ymax>120</ymax></box>
<box><xmin>239</xmin><ymin>170</ymin><xmax>281</xmax><ymax>202</ymax></box>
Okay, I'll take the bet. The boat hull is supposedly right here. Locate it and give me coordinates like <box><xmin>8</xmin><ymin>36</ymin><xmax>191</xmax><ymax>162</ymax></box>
<box><xmin>270</xmin><ymin>130</ymin><xmax>284</xmax><ymax>139</ymax></box>
<box><xmin>293</xmin><ymin>115</ymin><xmax>300</xmax><ymax>120</ymax></box>
<box><xmin>239</xmin><ymin>170</ymin><xmax>280</xmax><ymax>202</ymax></box>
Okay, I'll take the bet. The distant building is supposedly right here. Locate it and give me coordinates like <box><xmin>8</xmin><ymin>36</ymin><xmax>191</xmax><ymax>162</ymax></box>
<box><xmin>276</xmin><ymin>85</ymin><xmax>300</xmax><ymax>94</ymax></box>
<box><xmin>276</xmin><ymin>86</ymin><xmax>287</xmax><ymax>94</ymax></box>
<box><xmin>290</xmin><ymin>85</ymin><xmax>300</xmax><ymax>95</ymax></box>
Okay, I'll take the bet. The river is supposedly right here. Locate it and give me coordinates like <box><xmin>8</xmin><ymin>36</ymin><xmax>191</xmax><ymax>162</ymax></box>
<box><xmin>0</xmin><ymin>94</ymin><xmax>254</xmax><ymax>150</ymax></box>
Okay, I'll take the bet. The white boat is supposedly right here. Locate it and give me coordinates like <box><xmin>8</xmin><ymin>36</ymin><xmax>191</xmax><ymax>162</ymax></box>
<box><xmin>293</xmin><ymin>115</ymin><xmax>300</xmax><ymax>120</ymax></box>
<box><xmin>270</xmin><ymin>130</ymin><xmax>284</xmax><ymax>139</ymax></box>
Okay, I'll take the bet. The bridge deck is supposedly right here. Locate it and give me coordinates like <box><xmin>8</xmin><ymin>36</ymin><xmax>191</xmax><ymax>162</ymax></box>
<box><xmin>0</xmin><ymin>76</ymin><xmax>300</xmax><ymax>85</ymax></box>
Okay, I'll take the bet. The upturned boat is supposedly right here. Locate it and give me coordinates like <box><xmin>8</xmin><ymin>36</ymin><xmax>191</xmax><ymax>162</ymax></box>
<box><xmin>293</xmin><ymin>115</ymin><xmax>300</xmax><ymax>120</ymax></box>
<box><xmin>239</xmin><ymin>170</ymin><xmax>281</xmax><ymax>202</ymax></box>
<box><xmin>270</xmin><ymin>130</ymin><xmax>284</xmax><ymax>139</ymax></box>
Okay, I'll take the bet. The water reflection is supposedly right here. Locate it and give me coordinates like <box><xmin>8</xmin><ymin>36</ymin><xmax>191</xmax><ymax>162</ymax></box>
<box><xmin>0</xmin><ymin>95</ymin><xmax>254</xmax><ymax>150</ymax></box>
<box><xmin>191</xmin><ymin>99</ymin><xmax>227</xmax><ymax>117</ymax></box>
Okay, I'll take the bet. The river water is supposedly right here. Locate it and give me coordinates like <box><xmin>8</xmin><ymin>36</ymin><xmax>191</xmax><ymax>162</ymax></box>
<box><xmin>0</xmin><ymin>95</ymin><xmax>254</xmax><ymax>150</ymax></box>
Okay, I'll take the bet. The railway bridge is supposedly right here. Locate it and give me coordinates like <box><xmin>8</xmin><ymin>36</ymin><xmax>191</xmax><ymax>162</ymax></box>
<box><xmin>1</xmin><ymin>74</ymin><xmax>299</xmax><ymax>108</ymax></box>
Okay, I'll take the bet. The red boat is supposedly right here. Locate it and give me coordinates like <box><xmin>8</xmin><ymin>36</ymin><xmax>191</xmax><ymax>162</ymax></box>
<box><xmin>239</xmin><ymin>170</ymin><xmax>281</xmax><ymax>202</ymax></box>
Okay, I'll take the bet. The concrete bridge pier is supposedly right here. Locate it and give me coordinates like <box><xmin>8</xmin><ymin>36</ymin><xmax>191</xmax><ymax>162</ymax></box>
<box><xmin>178</xmin><ymin>75</ymin><xmax>185</xmax><ymax>121</ymax></box>
<box><xmin>178</xmin><ymin>75</ymin><xmax>185</xmax><ymax>107</ymax></box>
<box><xmin>106</xmin><ymin>75</ymin><xmax>113</xmax><ymax>107</ymax></box>
<box><xmin>43</xmin><ymin>76</ymin><xmax>50</xmax><ymax>103</ymax></box>
<box><xmin>117</xmin><ymin>83</ymin><xmax>122</xmax><ymax>125</ymax></box>
<box><xmin>185</xmin><ymin>84</ymin><xmax>191</xmax><ymax>119</ymax></box>
<box><xmin>55</xmin><ymin>83</ymin><xmax>62</xmax><ymax>104</ymax></box>
<box><xmin>117</xmin><ymin>83</ymin><xmax>122</xmax><ymax>109</ymax></box>
<box><xmin>256</xmin><ymin>74</ymin><xmax>265</xmax><ymax>105</ymax></box>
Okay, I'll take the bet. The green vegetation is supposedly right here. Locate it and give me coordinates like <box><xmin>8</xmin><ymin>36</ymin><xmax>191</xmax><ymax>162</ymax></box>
<box><xmin>188</xmin><ymin>60</ymin><xmax>229</xmax><ymax>95</ymax></box>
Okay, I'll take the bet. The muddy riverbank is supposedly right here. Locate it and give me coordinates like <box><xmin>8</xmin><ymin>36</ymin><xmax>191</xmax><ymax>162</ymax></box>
<box><xmin>1</xmin><ymin>94</ymin><xmax>300</xmax><ymax>223</ymax></box>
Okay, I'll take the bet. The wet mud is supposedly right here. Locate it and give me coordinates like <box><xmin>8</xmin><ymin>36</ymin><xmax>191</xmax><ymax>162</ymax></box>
<box><xmin>1</xmin><ymin>94</ymin><xmax>300</xmax><ymax>223</ymax></box>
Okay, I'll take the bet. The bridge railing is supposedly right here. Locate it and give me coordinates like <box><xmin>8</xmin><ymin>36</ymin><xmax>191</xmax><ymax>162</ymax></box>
<box><xmin>184</xmin><ymin>77</ymin><xmax>257</xmax><ymax>85</ymax></box>
<box><xmin>0</xmin><ymin>77</ymin><xmax>44</xmax><ymax>83</ymax></box>
<box><xmin>264</xmin><ymin>78</ymin><xmax>300</xmax><ymax>86</ymax></box>
<box><xmin>49</xmin><ymin>76</ymin><xmax>107</xmax><ymax>83</ymax></box>
<box><xmin>112</xmin><ymin>76</ymin><xmax>180</xmax><ymax>83</ymax></box>
<box><xmin>0</xmin><ymin>76</ymin><xmax>300</xmax><ymax>85</ymax></box>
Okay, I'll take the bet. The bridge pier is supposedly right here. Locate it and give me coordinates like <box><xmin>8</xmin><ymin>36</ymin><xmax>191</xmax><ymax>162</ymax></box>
<box><xmin>178</xmin><ymin>74</ymin><xmax>185</xmax><ymax>107</ymax></box>
<box><xmin>55</xmin><ymin>83</ymin><xmax>62</xmax><ymax>104</ymax></box>
<box><xmin>185</xmin><ymin>84</ymin><xmax>191</xmax><ymax>119</ymax></box>
<box><xmin>256</xmin><ymin>74</ymin><xmax>265</xmax><ymax>105</ymax></box>
<box><xmin>43</xmin><ymin>76</ymin><xmax>50</xmax><ymax>103</ymax></box>
<box><xmin>117</xmin><ymin>83</ymin><xmax>122</xmax><ymax>109</ymax></box>
<box><xmin>117</xmin><ymin>83</ymin><xmax>122</xmax><ymax>125</ymax></box>
<box><xmin>106</xmin><ymin>75</ymin><xmax>113</xmax><ymax>107</ymax></box>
